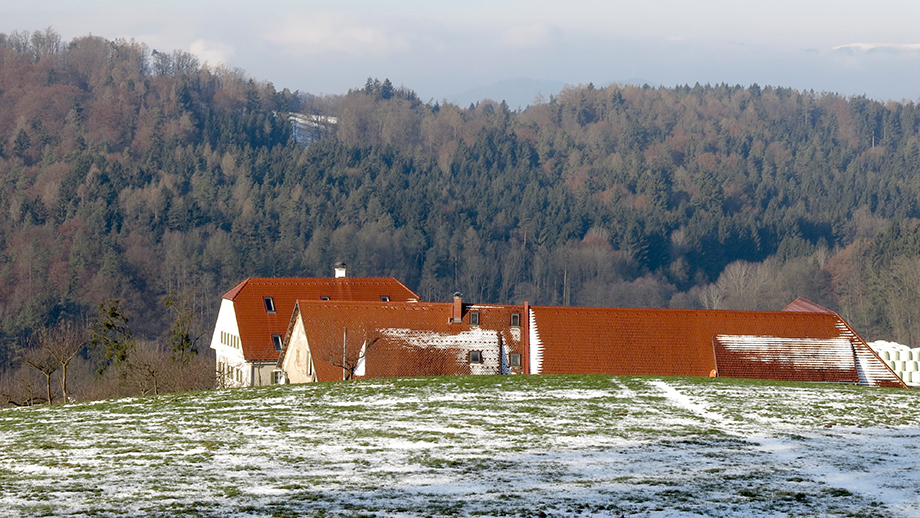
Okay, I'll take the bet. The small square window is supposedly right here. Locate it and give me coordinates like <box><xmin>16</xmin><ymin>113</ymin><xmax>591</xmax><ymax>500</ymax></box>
<box><xmin>470</xmin><ymin>311</ymin><xmax>480</xmax><ymax>325</ymax></box>
<box><xmin>271</xmin><ymin>334</ymin><xmax>283</xmax><ymax>351</ymax></box>
<box><xmin>509</xmin><ymin>353</ymin><xmax>522</xmax><ymax>367</ymax></box>
<box><xmin>510</xmin><ymin>313</ymin><xmax>521</xmax><ymax>327</ymax></box>
<box><xmin>264</xmin><ymin>297</ymin><xmax>276</xmax><ymax>313</ymax></box>
<box><xmin>381</xmin><ymin>296</ymin><xmax>390</xmax><ymax>302</ymax></box>
<box><xmin>469</xmin><ymin>351</ymin><xmax>483</xmax><ymax>364</ymax></box>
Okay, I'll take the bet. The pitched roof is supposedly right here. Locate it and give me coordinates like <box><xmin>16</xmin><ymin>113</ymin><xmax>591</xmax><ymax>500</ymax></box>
<box><xmin>713</xmin><ymin>335</ymin><xmax>858</xmax><ymax>383</ymax></box>
<box><xmin>529</xmin><ymin>305</ymin><xmax>904</xmax><ymax>387</ymax></box>
<box><xmin>782</xmin><ymin>298</ymin><xmax>835</xmax><ymax>313</ymax></box>
<box><xmin>286</xmin><ymin>300</ymin><xmax>524</xmax><ymax>381</ymax></box>
<box><xmin>225</xmin><ymin>277</ymin><xmax>419</xmax><ymax>362</ymax></box>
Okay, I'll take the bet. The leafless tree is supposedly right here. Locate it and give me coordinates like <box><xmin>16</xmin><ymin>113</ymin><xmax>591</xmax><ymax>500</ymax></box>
<box><xmin>33</xmin><ymin>321</ymin><xmax>87</xmax><ymax>403</ymax></box>
<box><xmin>21</xmin><ymin>344</ymin><xmax>58</xmax><ymax>405</ymax></box>
<box><xmin>126</xmin><ymin>340</ymin><xmax>171</xmax><ymax>396</ymax></box>
<box><xmin>0</xmin><ymin>367</ymin><xmax>46</xmax><ymax>407</ymax></box>
<box><xmin>321</xmin><ymin>328</ymin><xmax>379</xmax><ymax>380</ymax></box>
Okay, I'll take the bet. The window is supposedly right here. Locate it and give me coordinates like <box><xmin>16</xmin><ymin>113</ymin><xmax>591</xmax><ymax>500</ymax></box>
<box><xmin>271</xmin><ymin>334</ymin><xmax>283</xmax><ymax>351</ymax></box>
<box><xmin>320</xmin><ymin>296</ymin><xmax>330</xmax><ymax>301</ymax></box>
<box><xmin>510</xmin><ymin>313</ymin><xmax>521</xmax><ymax>327</ymax></box>
<box><xmin>380</xmin><ymin>295</ymin><xmax>390</xmax><ymax>302</ymax></box>
<box><xmin>470</xmin><ymin>311</ymin><xmax>480</xmax><ymax>325</ymax></box>
<box><xmin>264</xmin><ymin>297</ymin><xmax>276</xmax><ymax>313</ymax></box>
<box><xmin>469</xmin><ymin>351</ymin><xmax>483</xmax><ymax>364</ymax></box>
<box><xmin>509</xmin><ymin>353</ymin><xmax>522</xmax><ymax>368</ymax></box>
<box><xmin>272</xmin><ymin>370</ymin><xmax>284</xmax><ymax>384</ymax></box>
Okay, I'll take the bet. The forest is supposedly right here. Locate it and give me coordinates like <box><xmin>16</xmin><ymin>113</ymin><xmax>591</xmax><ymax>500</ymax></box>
<box><xmin>3</xmin><ymin>28</ymin><xmax>920</xmax><ymax>403</ymax></box>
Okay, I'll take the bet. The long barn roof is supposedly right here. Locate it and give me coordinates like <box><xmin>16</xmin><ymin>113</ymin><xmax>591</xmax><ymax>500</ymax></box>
<box><xmin>528</xmin><ymin>305</ymin><xmax>906</xmax><ymax>388</ymax></box>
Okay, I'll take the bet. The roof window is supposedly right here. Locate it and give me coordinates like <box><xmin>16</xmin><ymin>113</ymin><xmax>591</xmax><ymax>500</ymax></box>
<box><xmin>271</xmin><ymin>334</ymin><xmax>283</xmax><ymax>351</ymax></box>
<box><xmin>469</xmin><ymin>351</ymin><xmax>483</xmax><ymax>364</ymax></box>
<box><xmin>381</xmin><ymin>295</ymin><xmax>390</xmax><ymax>302</ymax></box>
<box><xmin>264</xmin><ymin>297</ymin><xmax>276</xmax><ymax>313</ymax></box>
<box><xmin>470</xmin><ymin>311</ymin><xmax>480</xmax><ymax>326</ymax></box>
<box><xmin>510</xmin><ymin>313</ymin><xmax>521</xmax><ymax>327</ymax></box>
<box><xmin>509</xmin><ymin>353</ymin><xmax>522</xmax><ymax>368</ymax></box>
<box><xmin>321</xmin><ymin>296</ymin><xmax>330</xmax><ymax>301</ymax></box>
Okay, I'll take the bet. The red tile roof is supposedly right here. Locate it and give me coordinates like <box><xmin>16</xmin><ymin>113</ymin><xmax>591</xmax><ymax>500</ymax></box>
<box><xmin>529</xmin><ymin>305</ymin><xmax>905</xmax><ymax>387</ymax></box>
<box><xmin>714</xmin><ymin>335</ymin><xmax>858</xmax><ymax>383</ymax></box>
<box><xmin>286</xmin><ymin>300</ymin><xmax>524</xmax><ymax>381</ymax></box>
<box><xmin>224</xmin><ymin>277</ymin><xmax>419</xmax><ymax>362</ymax></box>
<box><xmin>782</xmin><ymin>298</ymin><xmax>835</xmax><ymax>313</ymax></box>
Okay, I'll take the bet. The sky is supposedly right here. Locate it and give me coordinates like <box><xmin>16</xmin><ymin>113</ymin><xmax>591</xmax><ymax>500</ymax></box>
<box><xmin>3</xmin><ymin>0</ymin><xmax>920</xmax><ymax>107</ymax></box>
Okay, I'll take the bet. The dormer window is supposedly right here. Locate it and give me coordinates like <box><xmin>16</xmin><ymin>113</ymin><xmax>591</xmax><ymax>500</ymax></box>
<box><xmin>510</xmin><ymin>313</ymin><xmax>520</xmax><ymax>327</ymax></box>
<box><xmin>470</xmin><ymin>311</ymin><xmax>480</xmax><ymax>326</ymax></box>
<box><xmin>271</xmin><ymin>334</ymin><xmax>283</xmax><ymax>351</ymax></box>
<box><xmin>264</xmin><ymin>297</ymin><xmax>276</xmax><ymax>313</ymax></box>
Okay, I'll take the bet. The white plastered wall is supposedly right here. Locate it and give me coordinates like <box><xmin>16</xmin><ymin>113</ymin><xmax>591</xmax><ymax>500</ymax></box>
<box><xmin>210</xmin><ymin>298</ymin><xmax>246</xmax><ymax>387</ymax></box>
<box><xmin>279</xmin><ymin>316</ymin><xmax>316</xmax><ymax>384</ymax></box>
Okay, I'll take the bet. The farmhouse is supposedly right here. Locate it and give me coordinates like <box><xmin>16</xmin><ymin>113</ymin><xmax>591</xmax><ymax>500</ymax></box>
<box><xmin>277</xmin><ymin>293</ymin><xmax>525</xmax><ymax>383</ymax></box>
<box><xmin>211</xmin><ymin>267</ymin><xmax>906</xmax><ymax>389</ymax></box>
<box><xmin>208</xmin><ymin>264</ymin><xmax>419</xmax><ymax>387</ymax></box>
<box><xmin>269</xmin><ymin>289</ymin><xmax>905</xmax><ymax>388</ymax></box>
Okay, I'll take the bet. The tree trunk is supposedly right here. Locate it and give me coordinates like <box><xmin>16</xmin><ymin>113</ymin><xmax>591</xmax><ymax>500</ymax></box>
<box><xmin>60</xmin><ymin>364</ymin><xmax>68</xmax><ymax>403</ymax></box>
<box><xmin>45</xmin><ymin>373</ymin><xmax>53</xmax><ymax>405</ymax></box>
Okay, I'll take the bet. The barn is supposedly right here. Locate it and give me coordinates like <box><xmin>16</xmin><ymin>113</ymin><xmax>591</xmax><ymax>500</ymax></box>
<box><xmin>272</xmin><ymin>289</ymin><xmax>906</xmax><ymax>388</ymax></box>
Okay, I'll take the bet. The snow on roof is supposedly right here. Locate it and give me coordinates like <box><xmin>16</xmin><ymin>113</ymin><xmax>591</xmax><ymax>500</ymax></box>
<box><xmin>714</xmin><ymin>335</ymin><xmax>858</xmax><ymax>383</ymax></box>
<box><xmin>288</xmin><ymin>300</ymin><xmax>525</xmax><ymax>380</ymax></box>
<box><xmin>529</xmin><ymin>304</ymin><xmax>903</xmax><ymax>387</ymax></box>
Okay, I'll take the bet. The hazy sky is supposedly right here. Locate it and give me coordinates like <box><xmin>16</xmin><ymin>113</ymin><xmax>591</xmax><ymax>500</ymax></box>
<box><xmin>3</xmin><ymin>0</ymin><xmax>920</xmax><ymax>105</ymax></box>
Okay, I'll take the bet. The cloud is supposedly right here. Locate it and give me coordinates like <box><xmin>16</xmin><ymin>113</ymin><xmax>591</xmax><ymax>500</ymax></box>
<box><xmin>189</xmin><ymin>39</ymin><xmax>235</xmax><ymax>66</ymax></box>
<box><xmin>265</xmin><ymin>13</ymin><xmax>409</xmax><ymax>57</ymax></box>
<box><xmin>832</xmin><ymin>43</ymin><xmax>920</xmax><ymax>53</ymax></box>
<box><xmin>502</xmin><ymin>23</ymin><xmax>552</xmax><ymax>49</ymax></box>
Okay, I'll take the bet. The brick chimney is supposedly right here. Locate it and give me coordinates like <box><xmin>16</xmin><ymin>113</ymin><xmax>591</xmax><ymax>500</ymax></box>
<box><xmin>334</xmin><ymin>262</ymin><xmax>347</xmax><ymax>278</ymax></box>
<box><xmin>451</xmin><ymin>292</ymin><xmax>463</xmax><ymax>323</ymax></box>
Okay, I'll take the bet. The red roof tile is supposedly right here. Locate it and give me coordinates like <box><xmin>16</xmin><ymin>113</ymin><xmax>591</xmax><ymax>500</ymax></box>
<box><xmin>287</xmin><ymin>300</ymin><xmax>524</xmax><ymax>381</ymax></box>
<box><xmin>529</xmin><ymin>305</ymin><xmax>901</xmax><ymax>387</ymax></box>
<box><xmin>714</xmin><ymin>335</ymin><xmax>858</xmax><ymax>383</ymax></box>
<box><xmin>782</xmin><ymin>298</ymin><xmax>835</xmax><ymax>313</ymax></box>
<box><xmin>226</xmin><ymin>277</ymin><xmax>418</xmax><ymax>362</ymax></box>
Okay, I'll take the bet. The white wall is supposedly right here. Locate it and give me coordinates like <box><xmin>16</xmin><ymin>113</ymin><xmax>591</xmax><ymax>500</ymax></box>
<box><xmin>279</xmin><ymin>316</ymin><xmax>316</xmax><ymax>384</ymax></box>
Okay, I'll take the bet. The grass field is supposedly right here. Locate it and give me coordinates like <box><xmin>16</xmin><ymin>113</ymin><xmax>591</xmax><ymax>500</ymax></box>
<box><xmin>2</xmin><ymin>374</ymin><xmax>919</xmax><ymax>517</ymax></box>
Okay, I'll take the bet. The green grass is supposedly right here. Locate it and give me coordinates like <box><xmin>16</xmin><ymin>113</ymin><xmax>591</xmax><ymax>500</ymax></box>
<box><xmin>1</xmin><ymin>374</ymin><xmax>919</xmax><ymax>517</ymax></box>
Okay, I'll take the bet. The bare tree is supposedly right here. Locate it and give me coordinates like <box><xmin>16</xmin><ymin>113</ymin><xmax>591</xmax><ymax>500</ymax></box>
<box><xmin>321</xmin><ymin>328</ymin><xmax>379</xmax><ymax>380</ymax></box>
<box><xmin>0</xmin><ymin>367</ymin><xmax>46</xmax><ymax>407</ymax></box>
<box><xmin>21</xmin><ymin>344</ymin><xmax>58</xmax><ymax>405</ymax></box>
<box><xmin>126</xmin><ymin>341</ymin><xmax>171</xmax><ymax>396</ymax></box>
<box><xmin>34</xmin><ymin>321</ymin><xmax>87</xmax><ymax>403</ymax></box>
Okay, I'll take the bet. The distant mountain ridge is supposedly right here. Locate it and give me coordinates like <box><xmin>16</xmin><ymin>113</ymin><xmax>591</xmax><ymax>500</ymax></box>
<box><xmin>449</xmin><ymin>77</ymin><xmax>660</xmax><ymax>109</ymax></box>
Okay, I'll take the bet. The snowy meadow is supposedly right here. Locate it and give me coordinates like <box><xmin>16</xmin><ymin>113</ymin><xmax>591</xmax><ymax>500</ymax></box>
<box><xmin>1</xmin><ymin>375</ymin><xmax>919</xmax><ymax>517</ymax></box>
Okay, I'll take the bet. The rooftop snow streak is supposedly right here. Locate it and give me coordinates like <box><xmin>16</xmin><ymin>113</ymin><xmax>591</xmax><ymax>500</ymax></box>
<box><xmin>713</xmin><ymin>335</ymin><xmax>858</xmax><ymax>383</ymax></box>
<box><xmin>526</xmin><ymin>304</ymin><xmax>904</xmax><ymax>388</ymax></box>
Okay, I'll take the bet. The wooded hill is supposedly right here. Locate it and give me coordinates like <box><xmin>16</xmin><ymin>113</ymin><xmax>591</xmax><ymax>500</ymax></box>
<box><xmin>3</xmin><ymin>29</ymin><xmax>920</xmax><ymax>371</ymax></box>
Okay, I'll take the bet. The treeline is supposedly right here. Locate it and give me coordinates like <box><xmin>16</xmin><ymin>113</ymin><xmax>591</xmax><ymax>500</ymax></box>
<box><xmin>3</xmin><ymin>29</ymin><xmax>920</xmax><ymax>403</ymax></box>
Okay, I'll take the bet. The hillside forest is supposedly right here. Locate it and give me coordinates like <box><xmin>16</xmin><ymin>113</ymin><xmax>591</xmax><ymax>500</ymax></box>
<box><xmin>3</xmin><ymin>29</ymin><xmax>920</xmax><ymax>403</ymax></box>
